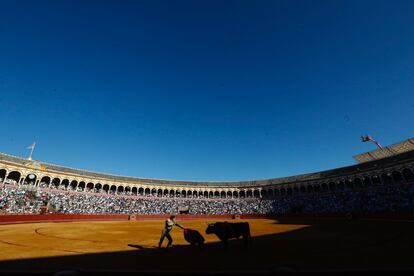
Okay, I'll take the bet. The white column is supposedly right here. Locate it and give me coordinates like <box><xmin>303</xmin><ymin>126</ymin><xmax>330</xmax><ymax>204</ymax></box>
<box><xmin>2</xmin><ymin>173</ymin><xmax>8</xmax><ymax>184</ymax></box>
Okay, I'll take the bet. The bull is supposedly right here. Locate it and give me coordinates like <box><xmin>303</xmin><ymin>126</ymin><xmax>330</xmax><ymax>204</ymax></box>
<box><xmin>205</xmin><ymin>221</ymin><xmax>251</xmax><ymax>248</ymax></box>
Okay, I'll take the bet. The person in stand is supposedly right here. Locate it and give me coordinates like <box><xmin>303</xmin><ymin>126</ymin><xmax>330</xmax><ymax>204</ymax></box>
<box><xmin>158</xmin><ymin>215</ymin><xmax>184</xmax><ymax>248</ymax></box>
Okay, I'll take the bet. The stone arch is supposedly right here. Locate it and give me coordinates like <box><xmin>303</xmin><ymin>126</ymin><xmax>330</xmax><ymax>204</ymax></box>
<box><xmin>51</xmin><ymin>177</ymin><xmax>61</xmax><ymax>188</ymax></box>
<box><xmin>362</xmin><ymin>177</ymin><xmax>372</xmax><ymax>187</ymax></box>
<box><xmin>86</xmin><ymin>182</ymin><xmax>94</xmax><ymax>191</ymax></box>
<box><xmin>151</xmin><ymin>188</ymin><xmax>156</xmax><ymax>196</ymax></box>
<box><xmin>138</xmin><ymin>187</ymin><xmax>144</xmax><ymax>195</ymax></box>
<box><xmin>95</xmin><ymin>183</ymin><xmax>102</xmax><ymax>192</ymax></box>
<box><xmin>182</xmin><ymin>190</ymin><xmax>187</xmax><ymax>198</ymax></box>
<box><xmin>354</xmin><ymin>177</ymin><xmax>362</xmax><ymax>189</ymax></box>
<box><xmin>125</xmin><ymin>186</ymin><xmax>131</xmax><ymax>195</ymax></box>
<box><xmin>268</xmin><ymin>189</ymin><xmax>274</xmax><ymax>198</ymax></box>
<box><xmin>170</xmin><ymin>189</ymin><xmax>175</xmax><ymax>196</ymax></box>
<box><xmin>314</xmin><ymin>184</ymin><xmax>321</xmax><ymax>192</ymax></box>
<box><xmin>204</xmin><ymin>191</ymin><xmax>208</xmax><ymax>198</ymax></box>
<box><xmin>209</xmin><ymin>191</ymin><xmax>214</xmax><ymax>198</ymax></box>
<box><xmin>221</xmin><ymin>191</ymin><xmax>226</xmax><ymax>198</ymax></box>
<box><xmin>61</xmin><ymin>179</ymin><xmax>69</xmax><ymax>189</ymax></box>
<box><xmin>6</xmin><ymin>171</ymin><xmax>21</xmax><ymax>184</ymax></box>
<box><xmin>0</xmin><ymin>169</ymin><xmax>7</xmax><ymax>182</ymax></box>
<box><xmin>381</xmin><ymin>173</ymin><xmax>393</xmax><ymax>185</ymax></box>
<box><xmin>402</xmin><ymin>168</ymin><xmax>414</xmax><ymax>182</ymax></box>
<box><xmin>329</xmin><ymin>182</ymin><xmax>336</xmax><ymax>191</ymax></box>
<box><xmin>157</xmin><ymin>189</ymin><xmax>163</xmax><ymax>197</ymax></box>
<box><xmin>132</xmin><ymin>187</ymin><xmax>137</xmax><ymax>195</ymax></box>
<box><xmin>246</xmin><ymin>190</ymin><xmax>253</xmax><ymax>198</ymax></box>
<box><xmin>78</xmin><ymin>181</ymin><xmax>86</xmax><ymax>190</ymax></box>
<box><xmin>145</xmin><ymin>188</ymin><xmax>150</xmax><ymax>195</ymax></box>
<box><xmin>163</xmin><ymin>189</ymin><xmax>169</xmax><ymax>196</ymax></box>
<box><xmin>321</xmin><ymin>183</ymin><xmax>329</xmax><ymax>192</ymax></box>
<box><xmin>117</xmin><ymin>186</ymin><xmax>124</xmax><ymax>194</ymax></box>
<box><xmin>232</xmin><ymin>191</ymin><xmax>239</xmax><ymax>198</ymax></box>
<box><xmin>345</xmin><ymin>179</ymin><xmax>354</xmax><ymax>189</ymax></box>
<box><xmin>103</xmin><ymin>184</ymin><xmax>109</xmax><ymax>193</ymax></box>
<box><xmin>227</xmin><ymin>191</ymin><xmax>232</xmax><ymax>198</ymax></box>
<box><xmin>214</xmin><ymin>191</ymin><xmax>220</xmax><ymax>198</ymax></box>
<box><xmin>40</xmin><ymin>176</ymin><xmax>51</xmax><ymax>187</ymax></box>
<box><xmin>239</xmin><ymin>190</ymin><xmax>246</xmax><ymax>198</ymax></box>
<box><xmin>70</xmin><ymin>180</ymin><xmax>78</xmax><ymax>190</ymax></box>
<box><xmin>25</xmin><ymin>173</ymin><xmax>38</xmax><ymax>185</ymax></box>
<box><xmin>392</xmin><ymin>170</ymin><xmax>403</xmax><ymax>184</ymax></box>
<box><xmin>187</xmin><ymin>190</ymin><xmax>192</xmax><ymax>197</ymax></box>
<box><xmin>110</xmin><ymin>185</ymin><xmax>117</xmax><ymax>194</ymax></box>
<box><xmin>371</xmin><ymin>175</ymin><xmax>381</xmax><ymax>185</ymax></box>
<box><xmin>337</xmin><ymin>181</ymin><xmax>345</xmax><ymax>190</ymax></box>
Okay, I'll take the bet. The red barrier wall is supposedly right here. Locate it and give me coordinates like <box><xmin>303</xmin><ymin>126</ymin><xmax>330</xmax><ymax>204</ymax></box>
<box><xmin>2</xmin><ymin>213</ymin><xmax>414</xmax><ymax>225</ymax></box>
<box><xmin>360</xmin><ymin>213</ymin><xmax>414</xmax><ymax>221</ymax></box>
<box><xmin>0</xmin><ymin>214</ymin><xmax>129</xmax><ymax>224</ymax></box>
<box><xmin>128</xmin><ymin>214</ymin><xmax>271</xmax><ymax>220</ymax></box>
<box><xmin>0</xmin><ymin>213</ymin><xmax>274</xmax><ymax>224</ymax></box>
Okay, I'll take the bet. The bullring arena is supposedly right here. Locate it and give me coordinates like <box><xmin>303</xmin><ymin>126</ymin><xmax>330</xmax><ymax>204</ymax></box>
<box><xmin>1</xmin><ymin>139</ymin><xmax>414</xmax><ymax>274</ymax></box>
<box><xmin>2</xmin><ymin>217</ymin><xmax>414</xmax><ymax>274</ymax></box>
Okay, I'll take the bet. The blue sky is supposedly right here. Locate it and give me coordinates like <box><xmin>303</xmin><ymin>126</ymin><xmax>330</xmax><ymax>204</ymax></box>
<box><xmin>0</xmin><ymin>0</ymin><xmax>413</xmax><ymax>181</ymax></box>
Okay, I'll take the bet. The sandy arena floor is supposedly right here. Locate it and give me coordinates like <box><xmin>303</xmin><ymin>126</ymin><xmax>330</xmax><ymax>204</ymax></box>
<box><xmin>0</xmin><ymin>218</ymin><xmax>414</xmax><ymax>273</ymax></box>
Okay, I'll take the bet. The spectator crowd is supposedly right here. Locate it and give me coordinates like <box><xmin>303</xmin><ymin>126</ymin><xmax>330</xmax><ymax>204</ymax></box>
<box><xmin>1</xmin><ymin>182</ymin><xmax>414</xmax><ymax>216</ymax></box>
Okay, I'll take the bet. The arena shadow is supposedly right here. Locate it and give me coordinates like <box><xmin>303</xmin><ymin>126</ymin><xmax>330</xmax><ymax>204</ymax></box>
<box><xmin>1</xmin><ymin>219</ymin><xmax>414</xmax><ymax>275</ymax></box>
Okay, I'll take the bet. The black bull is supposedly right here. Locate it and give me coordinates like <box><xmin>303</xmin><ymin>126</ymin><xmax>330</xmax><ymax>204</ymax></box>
<box><xmin>205</xmin><ymin>222</ymin><xmax>252</xmax><ymax>248</ymax></box>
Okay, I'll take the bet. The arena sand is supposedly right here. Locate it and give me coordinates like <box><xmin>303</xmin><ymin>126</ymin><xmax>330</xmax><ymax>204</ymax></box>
<box><xmin>0</xmin><ymin>218</ymin><xmax>414</xmax><ymax>272</ymax></box>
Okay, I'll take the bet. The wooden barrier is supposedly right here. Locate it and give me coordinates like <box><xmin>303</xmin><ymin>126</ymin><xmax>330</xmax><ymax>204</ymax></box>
<box><xmin>0</xmin><ymin>214</ymin><xmax>129</xmax><ymax>224</ymax></box>
<box><xmin>127</xmin><ymin>214</ymin><xmax>234</xmax><ymax>220</ymax></box>
<box><xmin>2</xmin><ymin>213</ymin><xmax>414</xmax><ymax>225</ymax></box>
<box><xmin>0</xmin><ymin>213</ymin><xmax>275</xmax><ymax>224</ymax></box>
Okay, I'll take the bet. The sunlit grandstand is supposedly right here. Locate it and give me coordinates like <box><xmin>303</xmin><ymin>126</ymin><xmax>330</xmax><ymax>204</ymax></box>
<box><xmin>1</xmin><ymin>138</ymin><xmax>414</xmax><ymax>216</ymax></box>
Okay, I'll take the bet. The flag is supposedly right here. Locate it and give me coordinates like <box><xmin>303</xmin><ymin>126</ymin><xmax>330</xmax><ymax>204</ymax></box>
<box><xmin>361</xmin><ymin>135</ymin><xmax>372</xmax><ymax>142</ymax></box>
<box><xmin>27</xmin><ymin>142</ymin><xmax>36</xmax><ymax>150</ymax></box>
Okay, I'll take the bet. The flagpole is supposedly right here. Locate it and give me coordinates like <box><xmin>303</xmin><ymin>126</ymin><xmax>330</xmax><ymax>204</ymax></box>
<box><xmin>28</xmin><ymin>142</ymin><xmax>36</xmax><ymax>160</ymax></box>
<box><xmin>361</xmin><ymin>135</ymin><xmax>383</xmax><ymax>149</ymax></box>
